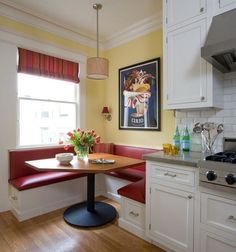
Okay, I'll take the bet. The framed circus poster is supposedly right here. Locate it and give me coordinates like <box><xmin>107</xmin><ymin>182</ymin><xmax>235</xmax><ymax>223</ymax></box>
<box><xmin>119</xmin><ymin>58</ymin><xmax>160</xmax><ymax>131</ymax></box>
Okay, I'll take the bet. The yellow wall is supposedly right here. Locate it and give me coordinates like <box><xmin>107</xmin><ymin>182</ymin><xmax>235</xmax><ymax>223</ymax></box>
<box><xmin>104</xmin><ymin>29</ymin><xmax>175</xmax><ymax>148</ymax></box>
<box><xmin>0</xmin><ymin>16</ymin><xmax>106</xmax><ymax>139</ymax></box>
<box><xmin>0</xmin><ymin>16</ymin><xmax>175</xmax><ymax>148</ymax></box>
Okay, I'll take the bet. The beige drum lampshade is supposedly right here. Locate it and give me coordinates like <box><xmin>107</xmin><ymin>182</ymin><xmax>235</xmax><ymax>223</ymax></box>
<box><xmin>87</xmin><ymin>57</ymin><xmax>109</xmax><ymax>80</ymax></box>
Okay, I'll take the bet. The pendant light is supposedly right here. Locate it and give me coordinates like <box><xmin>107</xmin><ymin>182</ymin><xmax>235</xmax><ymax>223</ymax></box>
<box><xmin>87</xmin><ymin>3</ymin><xmax>109</xmax><ymax>80</ymax></box>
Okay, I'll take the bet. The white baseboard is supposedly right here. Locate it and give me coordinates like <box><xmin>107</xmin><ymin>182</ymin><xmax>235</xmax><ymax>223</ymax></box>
<box><xmin>9</xmin><ymin>176</ymin><xmax>88</xmax><ymax>221</ymax></box>
<box><xmin>10</xmin><ymin>193</ymin><xmax>85</xmax><ymax>221</ymax></box>
<box><xmin>119</xmin><ymin>218</ymin><xmax>149</xmax><ymax>242</ymax></box>
<box><xmin>104</xmin><ymin>191</ymin><xmax>121</xmax><ymax>203</ymax></box>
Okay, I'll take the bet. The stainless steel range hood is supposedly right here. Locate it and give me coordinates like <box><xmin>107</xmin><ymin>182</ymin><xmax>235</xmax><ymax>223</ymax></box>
<box><xmin>201</xmin><ymin>9</ymin><xmax>236</xmax><ymax>73</ymax></box>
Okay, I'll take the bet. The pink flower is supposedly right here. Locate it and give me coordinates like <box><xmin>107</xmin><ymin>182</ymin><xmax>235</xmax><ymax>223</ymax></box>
<box><xmin>64</xmin><ymin>145</ymin><xmax>70</xmax><ymax>151</ymax></box>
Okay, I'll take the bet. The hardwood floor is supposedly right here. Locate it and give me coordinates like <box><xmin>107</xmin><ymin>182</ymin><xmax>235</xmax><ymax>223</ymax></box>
<box><xmin>0</xmin><ymin>197</ymin><xmax>165</xmax><ymax>252</ymax></box>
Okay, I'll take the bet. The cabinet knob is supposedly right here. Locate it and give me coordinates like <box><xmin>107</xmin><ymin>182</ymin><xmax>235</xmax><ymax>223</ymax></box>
<box><xmin>228</xmin><ymin>215</ymin><xmax>236</xmax><ymax>222</ymax></box>
<box><xmin>200</xmin><ymin>96</ymin><xmax>205</xmax><ymax>101</ymax></box>
<box><xmin>188</xmin><ymin>195</ymin><xmax>193</xmax><ymax>199</ymax></box>
<box><xmin>200</xmin><ymin>7</ymin><xmax>204</xmax><ymax>12</ymax></box>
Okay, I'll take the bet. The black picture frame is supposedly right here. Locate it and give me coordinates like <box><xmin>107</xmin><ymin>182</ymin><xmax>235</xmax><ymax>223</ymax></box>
<box><xmin>119</xmin><ymin>58</ymin><xmax>160</xmax><ymax>131</ymax></box>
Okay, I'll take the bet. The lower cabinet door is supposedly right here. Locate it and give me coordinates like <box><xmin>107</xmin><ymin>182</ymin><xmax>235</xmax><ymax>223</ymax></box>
<box><xmin>148</xmin><ymin>183</ymin><xmax>194</xmax><ymax>252</ymax></box>
<box><xmin>200</xmin><ymin>229</ymin><xmax>236</xmax><ymax>252</ymax></box>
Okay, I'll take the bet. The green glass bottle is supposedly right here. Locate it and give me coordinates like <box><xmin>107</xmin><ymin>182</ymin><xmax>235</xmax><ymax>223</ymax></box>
<box><xmin>182</xmin><ymin>127</ymin><xmax>190</xmax><ymax>152</ymax></box>
<box><xmin>173</xmin><ymin>126</ymin><xmax>181</xmax><ymax>149</ymax></box>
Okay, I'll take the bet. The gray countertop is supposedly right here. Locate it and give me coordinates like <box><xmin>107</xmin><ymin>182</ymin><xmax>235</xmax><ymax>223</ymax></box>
<box><xmin>143</xmin><ymin>151</ymin><xmax>207</xmax><ymax>167</ymax></box>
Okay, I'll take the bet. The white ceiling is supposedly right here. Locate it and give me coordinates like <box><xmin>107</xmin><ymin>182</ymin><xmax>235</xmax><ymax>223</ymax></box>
<box><xmin>1</xmin><ymin>0</ymin><xmax>162</xmax><ymax>42</ymax></box>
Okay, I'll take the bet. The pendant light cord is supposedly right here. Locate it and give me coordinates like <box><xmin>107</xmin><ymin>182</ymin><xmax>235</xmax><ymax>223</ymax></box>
<box><xmin>96</xmin><ymin>6</ymin><xmax>99</xmax><ymax>57</ymax></box>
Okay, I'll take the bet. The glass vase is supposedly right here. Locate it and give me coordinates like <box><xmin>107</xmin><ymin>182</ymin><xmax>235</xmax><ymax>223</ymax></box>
<box><xmin>74</xmin><ymin>146</ymin><xmax>89</xmax><ymax>160</ymax></box>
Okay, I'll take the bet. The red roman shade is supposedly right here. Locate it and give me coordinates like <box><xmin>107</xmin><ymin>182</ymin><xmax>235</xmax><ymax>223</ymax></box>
<box><xmin>18</xmin><ymin>48</ymin><xmax>80</xmax><ymax>83</ymax></box>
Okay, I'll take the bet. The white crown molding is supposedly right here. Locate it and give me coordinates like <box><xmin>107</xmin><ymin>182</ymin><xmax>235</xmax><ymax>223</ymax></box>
<box><xmin>0</xmin><ymin>1</ymin><xmax>98</xmax><ymax>49</ymax></box>
<box><xmin>103</xmin><ymin>12</ymin><xmax>163</xmax><ymax>50</ymax></box>
<box><xmin>0</xmin><ymin>1</ymin><xmax>162</xmax><ymax>51</ymax></box>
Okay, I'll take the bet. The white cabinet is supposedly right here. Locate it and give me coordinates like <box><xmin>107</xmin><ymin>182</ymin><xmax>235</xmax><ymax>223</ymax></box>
<box><xmin>118</xmin><ymin>197</ymin><xmax>146</xmax><ymax>240</ymax></box>
<box><xmin>165</xmin><ymin>0</ymin><xmax>206</xmax><ymax>28</ymax></box>
<box><xmin>215</xmin><ymin>0</ymin><xmax>236</xmax><ymax>15</ymax></box>
<box><xmin>201</xmin><ymin>193</ymin><xmax>236</xmax><ymax>235</ymax></box>
<box><xmin>149</xmin><ymin>183</ymin><xmax>194</xmax><ymax>252</ymax></box>
<box><xmin>146</xmin><ymin>161</ymin><xmax>197</xmax><ymax>252</ymax></box>
<box><xmin>165</xmin><ymin>19</ymin><xmax>208</xmax><ymax>109</ymax></box>
<box><xmin>163</xmin><ymin>0</ymin><xmax>224</xmax><ymax>110</ymax></box>
<box><xmin>200</xmin><ymin>229</ymin><xmax>236</xmax><ymax>252</ymax></box>
<box><xmin>200</xmin><ymin>192</ymin><xmax>236</xmax><ymax>252</ymax></box>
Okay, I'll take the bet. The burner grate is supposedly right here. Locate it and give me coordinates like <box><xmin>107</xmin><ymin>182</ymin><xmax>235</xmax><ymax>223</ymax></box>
<box><xmin>206</xmin><ymin>152</ymin><xmax>236</xmax><ymax>163</ymax></box>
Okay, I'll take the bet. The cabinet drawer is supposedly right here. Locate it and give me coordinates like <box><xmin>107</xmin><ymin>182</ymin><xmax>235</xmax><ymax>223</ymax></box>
<box><xmin>123</xmin><ymin>198</ymin><xmax>145</xmax><ymax>228</ymax></box>
<box><xmin>200</xmin><ymin>229</ymin><xmax>236</xmax><ymax>252</ymax></box>
<box><xmin>150</xmin><ymin>163</ymin><xmax>195</xmax><ymax>186</ymax></box>
<box><xmin>201</xmin><ymin>193</ymin><xmax>236</xmax><ymax>235</ymax></box>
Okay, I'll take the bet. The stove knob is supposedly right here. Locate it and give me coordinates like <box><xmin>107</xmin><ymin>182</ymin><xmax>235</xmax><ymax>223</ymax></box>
<box><xmin>225</xmin><ymin>174</ymin><xmax>236</xmax><ymax>185</ymax></box>
<box><xmin>206</xmin><ymin>170</ymin><xmax>217</xmax><ymax>181</ymax></box>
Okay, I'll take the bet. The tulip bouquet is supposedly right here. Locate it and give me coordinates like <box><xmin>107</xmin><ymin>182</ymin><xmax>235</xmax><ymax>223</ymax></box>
<box><xmin>63</xmin><ymin>129</ymin><xmax>101</xmax><ymax>159</ymax></box>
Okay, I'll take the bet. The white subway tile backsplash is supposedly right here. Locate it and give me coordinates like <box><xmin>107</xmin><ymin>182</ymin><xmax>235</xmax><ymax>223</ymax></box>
<box><xmin>224</xmin><ymin>101</ymin><xmax>236</xmax><ymax>109</ymax></box>
<box><xmin>187</xmin><ymin>111</ymin><xmax>201</xmax><ymax>118</ymax></box>
<box><xmin>224</xmin><ymin>117</ymin><xmax>236</xmax><ymax>124</ymax></box>
<box><xmin>207</xmin><ymin>117</ymin><xmax>223</xmax><ymax>124</ymax></box>
<box><xmin>223</xmin><ymin>124</ymin><xmax>232</xmax><ymax>132</ymax></box>
<box><xmin>175</xmin><ymin>111</ymin><xmax>187</xmax><ymax>118</ymax></box>
<box><xmin>215</xmin><ymin>109</ymin><xmax>232</xmax><ymax>117</ymax></box>
<box><xmin>224</xmin><ymin>94</ymin><xmax>232</xmax><ymax>102</ymax></box>
<box><xmin>200</xmin><ymin>110</ymin><xmax>216</xmax><ymax>117</ymax></box>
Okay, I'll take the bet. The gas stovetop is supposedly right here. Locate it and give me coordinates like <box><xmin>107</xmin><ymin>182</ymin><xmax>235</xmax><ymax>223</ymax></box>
<box><xmin>198</xmin><ymin>138</ymin><xmax>236</xmax><ymax>190</ymax></box>
<box><xmin>205</xmin><ymin>151</ymin><xmax>236</xmax><ymax>163</ymax></box>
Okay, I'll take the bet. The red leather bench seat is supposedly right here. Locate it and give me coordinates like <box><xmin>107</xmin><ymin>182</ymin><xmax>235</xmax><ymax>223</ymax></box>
<box><xmin>117</xmin><ymin>178</ymin><xmax>146</xmax><ymax>203</ymax></box>
<box><xmin>107</xmin><ymin>168</ymin><xmax>145</xmax><ymax>182</ymax></box>
<box><xmin>9</xmin><ymin>171</ymin><xmax>86</xmax><ymax>191</ymax></box>
<box><xmin>8</xmin><ymin>146</ymin><xmax>86</xmax><ymax>191</ymax></box>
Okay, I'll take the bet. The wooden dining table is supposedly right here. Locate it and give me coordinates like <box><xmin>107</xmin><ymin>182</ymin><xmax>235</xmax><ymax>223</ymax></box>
<box><xmin>25</xmin><ymin>153</ymin><xmax>145</xmax><ymax>228</ymax></box>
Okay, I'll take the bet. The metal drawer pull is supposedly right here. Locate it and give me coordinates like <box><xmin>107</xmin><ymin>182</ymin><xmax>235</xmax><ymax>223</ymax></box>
<box><xmin>200</xmin><ymin>7</ymin><xmax>204</xmax><ymax>12</ymax></box>
<box><xmin>129</xmin><ymin>211</ymin><xmax>139</xmax><ymax>217</ymax></box>
<box><xmin>228</xmin><ymin>215</ymin><xmax>236</xmax><ymax>223</ymax></box>
<box><xmin>188</xmin><ymin>195</ymin><xmax>193</xmax><ymax>199</ymax></box>
<box><xmin>164</xmin><ymin>172</ymin><xmax>177</xmax><ymax>178</ymax></box>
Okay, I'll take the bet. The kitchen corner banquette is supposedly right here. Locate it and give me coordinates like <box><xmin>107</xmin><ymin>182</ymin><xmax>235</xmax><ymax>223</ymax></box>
<box><xmin>8</xmin><ymin>143</ymin><xmax>156</xmax><ymax>222</ymax></box>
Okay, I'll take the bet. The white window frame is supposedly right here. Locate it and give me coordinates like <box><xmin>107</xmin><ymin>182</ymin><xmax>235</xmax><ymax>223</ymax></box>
<box><xmin>17</xmin><ymin>74</ymin><xmax>79</xmax><ymax>147</ymax></box>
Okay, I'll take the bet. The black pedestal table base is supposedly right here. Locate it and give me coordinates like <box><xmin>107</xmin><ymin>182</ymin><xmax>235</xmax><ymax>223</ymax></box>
<box><xmin>63</xmin><ymin>173</ymin><xmax>117</xmax><ymax>227</ymax></box>
<box><xmin>64</xmin><ymin>201</ymin><xmax>117</xmax><ymax>227</ymax></box>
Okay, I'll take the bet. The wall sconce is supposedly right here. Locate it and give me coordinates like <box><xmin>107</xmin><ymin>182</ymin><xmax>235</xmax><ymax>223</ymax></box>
<box><xmin>101</xmin><ymin>106</ymin><xmax>112</xmax><ymax>121</ymax></box>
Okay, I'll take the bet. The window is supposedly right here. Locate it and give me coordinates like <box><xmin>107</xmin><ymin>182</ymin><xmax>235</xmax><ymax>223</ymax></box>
<box><xmin>18</xmin><ymin>73</ymin><xmax>77</xmax><ymax>146</ymax></box>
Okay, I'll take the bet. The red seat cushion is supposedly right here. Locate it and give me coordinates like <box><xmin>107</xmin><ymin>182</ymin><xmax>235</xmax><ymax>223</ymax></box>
<box><xmin>117</xmin><ymin>178</ymin><xmax>146</xmax><ymax>203</ymax></box>
<box><xmin>106</xmin><ymin>168</ymin><xmax>145</xmax><ymax>182</ymax></box>
<box><xmin>9</xmin><ymin>146</ymin><xmax>74</xmax><ymax>180</ymax></box>
<box><xmin>9</xmin><ymin>171</ymin><xmax>86</xmax><ymax>191</ymax></box>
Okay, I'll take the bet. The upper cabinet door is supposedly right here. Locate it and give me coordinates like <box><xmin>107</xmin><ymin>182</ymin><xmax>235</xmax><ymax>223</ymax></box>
<box><xmin>165</xmin><ymin>19</ymin><xmax>207</xmax><ymax>109</ymax></box>
<box><xmin>216</xmin><ymin>0</ymin><xmax>236</xmax><ymax>14</ymax></box>
<box><xmin>166</xmin><ymin>0</ymin><xmax>206</xmax><ymax>28</ymax></box>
